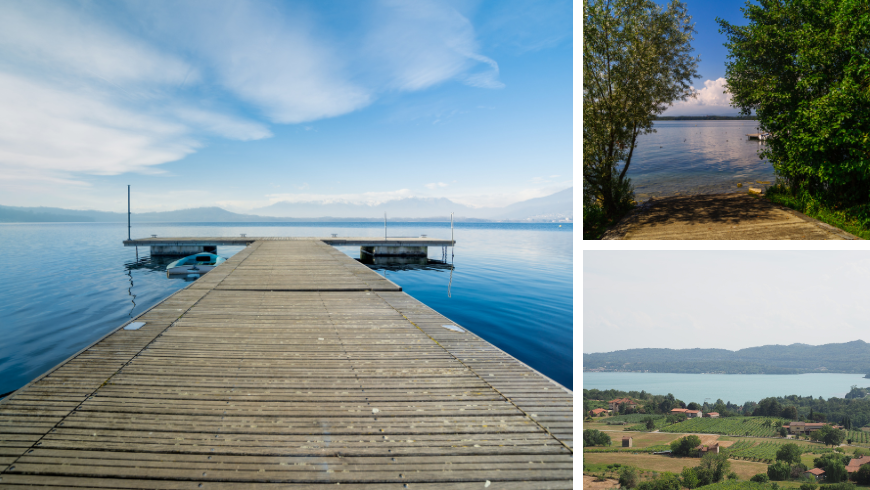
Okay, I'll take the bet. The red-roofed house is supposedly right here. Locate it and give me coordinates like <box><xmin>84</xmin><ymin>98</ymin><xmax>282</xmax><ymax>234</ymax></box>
<box><xmin>670</xmin><ymin>408</ymin><xmax>689</xmax><ymax>413</ymax></box>
<box><xmin>803</xmin><ymin>468</ymin><xmax>825</xmax><ymax>480</ymax></box>
<box><xmin>846</xmin><ymin>456</ymin><xmax>870</xmax><ymax>473</ymax></box>
<box><xmin>705</xmin><ymin>412</ymin><xmax>720</xmax><ymax>418</ymax></box>
<box><xmin>609</xmin><ymin>398</ymin><xmax>637</xmax><ymax>412</ymax></box>
<box><xmin>686</xmin><ymin>410</ymin><xmax>702</xmax><ymax>418</ymax></box>
<box><xmin>590</xmin><ymin>408</ymin><xmax>608</xmax><ymax>416</ymax></box>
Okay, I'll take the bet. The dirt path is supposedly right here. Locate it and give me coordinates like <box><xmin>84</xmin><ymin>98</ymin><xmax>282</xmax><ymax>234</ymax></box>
<box><xmin>601</xmin><ymin>193</ymin><xmax>858</xmax><ymax>240</ymax></box>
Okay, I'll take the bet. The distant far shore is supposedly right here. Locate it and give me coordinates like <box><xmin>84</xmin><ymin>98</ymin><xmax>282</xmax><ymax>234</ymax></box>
<box><xmin>654</xmin><ymin>115</ymin><xmax>758</xmax><ymax>120</ymax></box>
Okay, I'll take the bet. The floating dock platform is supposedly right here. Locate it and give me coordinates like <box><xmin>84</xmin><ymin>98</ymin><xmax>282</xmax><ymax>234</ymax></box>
<box><xmin>0</xmin><ymin>239</ymin><xmax>573</xmax><ymax>487</ymax></box>
<box><xmin>123</xmin><ymin>236</ymin><xmax>456</xmax><ymax>257</ymax></box>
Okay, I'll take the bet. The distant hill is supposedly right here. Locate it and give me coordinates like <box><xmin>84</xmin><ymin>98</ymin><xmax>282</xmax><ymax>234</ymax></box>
<box><xmin>0</xmin><ymin>187</ymin><xmax>573</xmax><ymax>222</ymax></box>
<box><xmin>583</xmin><ymin>340</ymin><xmax>870</xmax><ymax>374</ymax></box>
<box><xmin>251</xmin><ymin>197</ymin><xmax>481</xmax><ymax>220</ymax></box>
<box><xmin>490</xmin><ymin>187</ymin><xmax>573</xmax><ymax>220</ymax></box>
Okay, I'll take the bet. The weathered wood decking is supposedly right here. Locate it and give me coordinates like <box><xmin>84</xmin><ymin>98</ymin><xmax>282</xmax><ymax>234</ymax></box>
<box><xmin>0</xmin><ymin>240</ymin><xmax>573</xmax><ymax>488</ymax></box>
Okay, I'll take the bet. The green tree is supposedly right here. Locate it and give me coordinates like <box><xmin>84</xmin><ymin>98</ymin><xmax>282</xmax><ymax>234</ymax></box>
<box><xmin>782</xmin><ymin>406</ymin><xmax>798</xmax><ymax>420</ymax></box>
<box><xmin>637</xmin><ymin>472</ymin><xmax>682</xmax><ymax>490</ymax></box>
<box><xmin>767</xmin><ymin>460</ymin><xmax>791</xmax><ymax>481</ymax></box>
<box><xmin>619</xmin><ymin>465</ymin><xmax>641</xmax><ymax>489</ymax></box>
<box><xmin>645</xmin><ymin>417</ymin><xmax>657</xmax><ymax>431</ymax></box>
<box><xmin>779</xmin><ymin>427</ymin><xmax>788</xmax><ymax>438</ymax></box>
<box><xmin>583</xmin><ymin>0</ymin><xmax>700</xmax><ymax>219</ymax></box>
<box><xmin>670</xmin><ymin>435</ymin><xmax>702</xmax><ymax>456</ymax></box>
<box><xmin>813</xmin><ymin>425</ymin><xmax>846</xmax><ymax>447</ymax></box>
<box><xmin>799</xmin><ymin>483</ymin><xmax>818</xmax><ymax>490</ymax></box>
<box><xmin>751</xmin><ymin>473</ymin><xmax>770</xmax><ymax>483</ymax></box>
<box><xmin>717</xmin><ymin>0</ymin><xmax>870</xmax><ymax>207</ymax></box>
<box><xmin>825</xmin><ymin>460</ymin><xmax>848</xmax><ymax>484</ymax></box>
<box><xmin>687</xmin><ymin>402</ymin><xmax>701</xmax><ymax>411</ymax></box>
<box><xmin>776</xmin><ymin>443</ymin><xmax>803</xmax><ymax>465</ymax></box>
<box><xmin>681</xmin><ymin>467</ymin><xmax>699</xmax><ymax>489</ymax></box>
<box><xmin>698</xmin><ymin>452</ymin><xmax>732</xmax><ymax>483</ymax></box>
<box><xmin>843</xmin><ymin>415</ymin><xmax>853</xmax><ymax>430</ymax></box>
<box><xmin>855</xmin><ymin>464</ymin><xmax>870</xmax><ymax>485</ymax></box>
<box><xmin>583</xmin><ymin>429</ymin><xmax>612</xmax><ymax>447</ymax></box>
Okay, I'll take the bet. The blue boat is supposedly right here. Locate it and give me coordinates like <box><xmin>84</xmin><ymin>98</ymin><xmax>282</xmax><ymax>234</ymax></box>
<box><xmin>165</xmin><ymin>253</ymin><xmax>226</xmax><ymax>277</ymax></box>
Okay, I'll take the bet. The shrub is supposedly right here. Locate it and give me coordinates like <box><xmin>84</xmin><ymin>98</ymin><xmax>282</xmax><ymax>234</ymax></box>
<box><xmin>670</xmin><ymin>435</ymin><xmax>702</xmax><ymax>456</ymax></box>
<box><xmin>619</xmin><ymin>465</ymin><xmax>641</xmax><ymax>489</ymax></box>
<box><xmin>799</xmin><ymin>483</ymin><xmax>817</xmax><ymax>490</ymax></box>
<box><xmin>767</xmin><ymin>461</ymin><xmax>791</xmax><ymax>481</ymax></box>
<box><xmin>855</xmin><ymin>464</ymin><xmax>870</xmax><ymax>485</ymax></box>
<box><xmin>750</xmin><ymin>473</ymin><xmax>769</xmax><ymax>483</ymax></box>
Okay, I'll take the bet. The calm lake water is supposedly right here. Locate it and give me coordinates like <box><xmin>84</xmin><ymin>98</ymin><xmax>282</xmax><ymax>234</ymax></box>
<box><xmin>628</xmin><ymin>120</ymin><xmax>775</xmax><ymax>201</ymax></box>
<box><xmin>0</xmin><ymin>222</ymin><xmax>573</xmax><ymax>395</ymax></box>
<box><xmin>584</xmin><ymin>372</ymin><xmax>868</xmax><ymax>405</ymax></box>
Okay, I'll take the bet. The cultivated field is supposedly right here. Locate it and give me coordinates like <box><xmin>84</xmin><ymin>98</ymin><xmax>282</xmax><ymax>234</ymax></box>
<box><xmin>582</xmin><ymin>453</ymin><xmax>769</xmax><ymax>480</ymax></box>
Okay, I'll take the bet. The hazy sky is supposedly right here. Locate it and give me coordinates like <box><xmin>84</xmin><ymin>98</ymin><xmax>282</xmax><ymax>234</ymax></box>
<box><xmin>0</xmin><ymin>0</ymin><xmax>572</xmax><ymax>213</ymax></box>
<box><xmin>584</xmin><ymin>251</ymin><xmax>870</xmax><ymax>354</ymax></box>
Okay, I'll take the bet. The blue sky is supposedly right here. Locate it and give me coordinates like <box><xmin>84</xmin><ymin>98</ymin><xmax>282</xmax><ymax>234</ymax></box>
<box><xmin>0</xmin><ymin>0</ymin><xmax>572</xmax><ymax>212</ymax></box>
<box><xmin>654</xmin><ymin>0</ymin><xmax>759</xmax><ymax>117</ymax></box>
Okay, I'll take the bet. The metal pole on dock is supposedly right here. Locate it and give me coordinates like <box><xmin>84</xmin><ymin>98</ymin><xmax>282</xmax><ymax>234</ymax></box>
<box><xmin>127</xmin><ymin>185</ymin><xmax>131</xmax><ymax>241</ymax></box>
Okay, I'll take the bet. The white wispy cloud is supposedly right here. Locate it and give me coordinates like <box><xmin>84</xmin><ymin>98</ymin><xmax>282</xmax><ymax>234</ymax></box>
<box><xmin>425</xmin><ymin>182</ymin><xmax>448</xmax><ymax>189</ymax></box>
<box><xmin>363</xmin><ymin>0</ymin><xmax>504</xmax><ymax>91</ymax></box>
<box><xmin>0</xmin><ymin>0</ymin><xmax>504</xmax><ymax>197</ymax></box>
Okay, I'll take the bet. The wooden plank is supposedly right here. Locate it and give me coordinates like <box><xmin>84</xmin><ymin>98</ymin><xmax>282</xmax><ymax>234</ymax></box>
<box><xmin>0</xmin><ymin>239</ymin><xmax>571</xmax><ymax>485</ymax></box>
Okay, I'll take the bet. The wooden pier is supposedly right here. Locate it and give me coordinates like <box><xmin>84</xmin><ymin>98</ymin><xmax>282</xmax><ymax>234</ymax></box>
<box><xmin>0</xmin><ymin>239</ymin><xmax>573</xmax><ymax>488</ymax></box>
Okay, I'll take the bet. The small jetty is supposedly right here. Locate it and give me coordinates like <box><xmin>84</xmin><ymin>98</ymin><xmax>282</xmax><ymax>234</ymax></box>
<box><xmin>602</xmin><ymin>194</ymin><xmax>858</xmax><ymax>240</ymax></box>
<box><xmin>746</xmin><ymin>133</ymin><xmax>770</xmax><ymax>140</ymax></box>
<box><xmin>0</xmin><ymin>238</ymin><xmax>573</xmax><ymax>487</ymax></box>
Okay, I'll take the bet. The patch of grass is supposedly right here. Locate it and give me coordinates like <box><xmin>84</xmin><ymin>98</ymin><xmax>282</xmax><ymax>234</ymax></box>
<box><xmin>583</xmin><ymin>202</ymin><xmax>633</xmax><ymax>240</ymax></box>
<box><xmin>764</xmin><ymin>185</ymin><xmax>870</xmax><ymax>239</ymax></box>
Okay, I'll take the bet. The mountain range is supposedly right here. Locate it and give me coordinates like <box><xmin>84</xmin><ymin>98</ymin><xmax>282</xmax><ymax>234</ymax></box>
<box><xmin>0</xmin><ymin>187</ymin><xmax>573</xmax><ymax>223</ymax></box>
<box><xmin>583</xmin><ymin>340</ymin><xmax>870</xmax><ymax>375</ymax></box>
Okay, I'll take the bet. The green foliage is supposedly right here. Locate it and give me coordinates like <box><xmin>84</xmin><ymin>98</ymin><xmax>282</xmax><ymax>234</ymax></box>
<box><xmin>637</xmin><ymin>472</ymin><xmax>682</xmax><ymax>490</ymax></box>
<box><xmin>782</xmin><ymin>406</ymin><xmax>798</xmax><ymax>421</ymax></box>
<box><xmin>583</xmin><ymin>429</ymin><xmax>612</xmax><ymax>447</ymax></box>
<box><xmin>823</xmin><ymin>461</ymin><xmax>848</xmax><ymax>484</ymax></box>
<box><xmin>764</xmin><ymin>186</ymin><xmax>870</xmax><ymax>240</ymax></box>
<box><xmin>620</xmin><ymin>465</ymin><xmax>642</xmax><ymax>489</ymax></box>
<box><xmin>694</xmin><ymin>481</ymin><xmax>778</xmax><ymax>490</ymax></box>
<box><xmin>811</xmin><ymin>425</ymin><xmax>846</xmax><ymax>447</ymax></box>
<box><xmin>717</xmin><ymin>0</ymin><xmax>870</xmax><ymax>208</ymax></box>
<box><xmin>699</xmin><ymin>452</ymin><xmax>732</xmax><ymax>484</ymax></box>
<box><xmin>583</xmin><ymin>202</ymin><xmax>625</xmax><ymax>240</ymax></box>
<box><xmin>776</xmin><ymin>444</ymin><xmax>803</xmax><ymax>465</ymax></box>
<box><xmin>854</xmin><ymin>463</ymin><xmax>870</xmax><ymax>485</ymax></box>
<box><xmin>750</xmin><ymin>474</ymin><xmax>770</xmax><ymax>483</ymax></box>
<box><xmin>583</xmin><ymin>0</ymin><xmax>699</xmax><ymax>219</ymax></box>
<box><xmin>683</xmin><ymin>467</ymin><xmax>701</xmax><ymax>489</ymax></box>
<box><xmin>799</xmin><ymin>483</ymin><xmax>817</xmax><ymax>490</ymax></box>
<box><xmin>661</xmin><ymin>417</ymin><xmax>788</xmax><ymax>438</ymax></box>
<box><xmin>583</xmin><ymin>444</ymin><xmax>671</xmax><ymax>454</ymax></box>
<box><xmin>819</xmin><ymin>483</ymin><xmax>855</xmax><ymax>490</ymax></box>
<box><xmin>767</xmin><ymin>461</ymin><xmax>792</xmax><ymax>481</ymax></box>
<box><xmin>670</xmin><ymin>435</ymin><xmax>702</xmax><ymax>456</ymax></box>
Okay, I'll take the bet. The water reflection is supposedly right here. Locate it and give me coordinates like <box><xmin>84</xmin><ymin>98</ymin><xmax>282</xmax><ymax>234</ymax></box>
<box><xmin>628</xmin><ymin>120</ymin><xmax>776</xmax><ymax>201</ymax></box>
<box><xmin>358</xmin><ymin>257</ymin><xmax>456</xmax><ymax>297</ymax></box>
<box><xmin>357</xmin><ymin>256</ymin><xmax>454</xmax><ymax>271</ymax></box>
<box><xmin>124</xmin><ymin>255</ymin><xmax>200</xmax><ymax>281</ymax></box>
